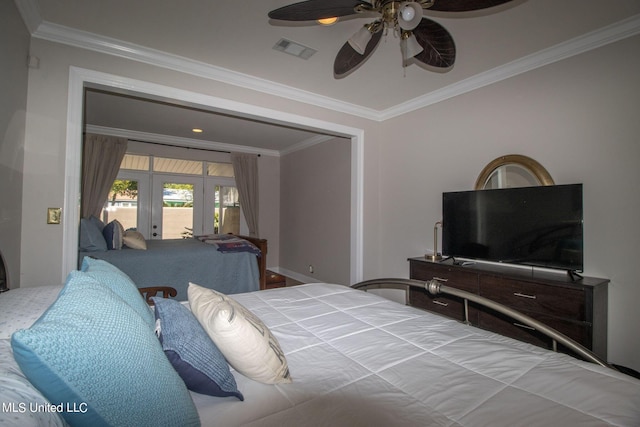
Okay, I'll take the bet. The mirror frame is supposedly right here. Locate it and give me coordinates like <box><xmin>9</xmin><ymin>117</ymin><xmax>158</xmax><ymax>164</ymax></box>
<box><xmin>475</xmin><ymin>154</ymin><xmax>554</xmax><ymax>190</ymax></box>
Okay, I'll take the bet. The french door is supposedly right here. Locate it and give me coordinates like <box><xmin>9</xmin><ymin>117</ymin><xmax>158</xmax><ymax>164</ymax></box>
<box><xmin>105</xmin><ymin>172</ymin><xmax>245</xmax><ymax>240</ymax></box>
<box><xmin>151</xmin><ymin>175</ymin><xmax>203</xmax><ymax>239</ymax></box>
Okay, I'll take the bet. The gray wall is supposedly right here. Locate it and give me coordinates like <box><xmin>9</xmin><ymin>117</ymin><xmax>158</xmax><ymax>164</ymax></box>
<box><xmin>280</xmin><ymin>137</ymin><xmax>351</xmax><ymax>284</ymax></box>
<box><xmin>0</xmin><ymin>1</ymin><xmax>30</xmax><ymax>288</ymax></box>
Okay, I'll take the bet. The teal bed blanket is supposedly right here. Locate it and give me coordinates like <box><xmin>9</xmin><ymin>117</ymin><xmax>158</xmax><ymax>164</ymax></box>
<box><xmin>78</xmin><ymin>238</ymin><xmax>260</xmax><ymax>300</ymax></box>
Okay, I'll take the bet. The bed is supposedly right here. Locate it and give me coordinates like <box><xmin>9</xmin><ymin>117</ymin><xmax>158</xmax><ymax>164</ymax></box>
<box><xmin>1</xmin><ymin>269</ymin><xmax>639</xmax><ymax>427</ymax></box>
<box><xmin>78</xmin><ymin>234</ymin><xmax>267</xmax><ymax>300</ymax></box>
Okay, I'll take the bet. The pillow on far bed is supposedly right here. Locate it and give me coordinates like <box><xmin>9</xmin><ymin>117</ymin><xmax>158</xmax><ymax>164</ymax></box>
<box><xmin>152</xmin><ymin>297</ymin><xmax>243</xmax><ymax>400</ymax></box>
<box><xmin>122</xmin><ymin>230</ymin><xmax>147</xmax><ymax>250</ymax></box>
<box><xmin>79</xmin><ymin>216</ymin><xmax>107</xmax><ymax>252</ymax></box>
<box><xmin>102</xmin><ymin>219</ymin><xmax>124</xmax><ymax>250</ymax></box>
<box><xmin>11</xmin><ymin>271</ymin><xmax>200</xmax><ymax>427</ymax></box>
<box><xmin>188</xmin><ymin>282</ymin><xmax>291</xmax><ymax>385</ymax></box>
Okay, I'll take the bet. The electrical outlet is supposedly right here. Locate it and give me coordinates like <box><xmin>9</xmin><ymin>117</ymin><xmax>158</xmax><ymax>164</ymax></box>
<box><xmin>308</xmin><ymin>265</ymin><xmax>314</xmax><ymax>274</ymax></box>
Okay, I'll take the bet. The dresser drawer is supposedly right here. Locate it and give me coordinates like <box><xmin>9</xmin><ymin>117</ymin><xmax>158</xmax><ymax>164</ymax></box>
<box><xmin>409</xmin><ymin>261</ymin><xmax>478</xmax><ymax>293</ymax></box>
<box><xmin>478</xmin><ymin>309</ymin><xmax>591</xmax><ymax>350</ymax></box>
<box><xmin>409</xmin><ymin>288</ymin><xmax>478</xmax><ymax>323</ymax></box>
<box><xmin>409</xmin><ymin>260</ymin><xmax>479</xmax><ymax>323</ymax></box>
<box><xmin>479</xmin><ymin>275</ymin><xmax>585</xmax><ymax>321</ymax></box>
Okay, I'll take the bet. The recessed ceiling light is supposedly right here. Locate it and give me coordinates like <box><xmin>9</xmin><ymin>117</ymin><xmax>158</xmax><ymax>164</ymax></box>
<box><xmin>192</xmin><ymin>128</ymin><xmax>203</xmax><ymax>133</ymax></box>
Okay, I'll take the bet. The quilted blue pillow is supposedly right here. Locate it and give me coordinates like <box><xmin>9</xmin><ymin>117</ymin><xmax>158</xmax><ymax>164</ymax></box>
<box><xmin>152</xmin><ymin>297</ymin><xmax>243</xmax><ymax>400</ymax></box>
<box><xmin>11</xmin><ymin>272</ymin><xmax>200</xmax><ymax>427</ymax></box>
<box><xmin>102</xmin><ymin>219</ymin><xmax>124</xmax><ymax>250</ymax></box>
<box><xmin>80</xmin><ymin>257</ymin><xmax>154</xmax><ymax>328</ymax></box>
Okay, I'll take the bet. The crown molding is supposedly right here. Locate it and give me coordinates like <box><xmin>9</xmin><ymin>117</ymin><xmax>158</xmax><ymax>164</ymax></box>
<box><xmin>85</xmin><ymin>125</ymin><xmax>281</xmax><ymax>157</ymax></box>
<box><xmin>280</xmin><ymin>134</ymin><xmax>336</xmax><ymax>156</ymax></box>
<box><xmin>21</xmin><ymin>0</ymin><xmax>640</xmax><ymax>122</ymax></box>
<box><xmin>31</xmin><ymin>20</ymin><xmax>381</xmax><ymax>121</ymax></box>
<box><xmin>381</xmin><ymin>13</ymin><xmax>640</xmax><ymax>120</ymax></box>
<box><xmin>14</xmin><ymin>0</ymin><xmax>42</xmax><ymax>34</ymax></box>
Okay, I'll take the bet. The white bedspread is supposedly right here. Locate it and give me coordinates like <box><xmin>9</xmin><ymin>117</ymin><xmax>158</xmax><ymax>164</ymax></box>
<box><xmin>0</xmin><ymin>286</ymin><xmax>62</xmax><ymax>340</ymax></box>
<box><xmin>193</xmin><ymin>283</ymin><xmax>640</xmax><ymax>427</ymax></box>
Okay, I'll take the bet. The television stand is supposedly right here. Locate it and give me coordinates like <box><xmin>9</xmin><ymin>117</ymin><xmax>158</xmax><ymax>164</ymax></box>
<box><xmin>408</xmin><ymin>256</ymin><xmax>609</xmax><ymax>360</ymax></box>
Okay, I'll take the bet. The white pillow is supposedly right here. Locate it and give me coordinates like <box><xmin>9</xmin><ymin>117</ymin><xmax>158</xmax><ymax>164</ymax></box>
<box><xmin>122</xmin><ymin>230</ymin><xmax>147</xmax><ymax>250</ymax></box>
<box><xmin>187</xmin><ymin>282</ymin><xmax>291</xmax><ymax>385</ymax></box>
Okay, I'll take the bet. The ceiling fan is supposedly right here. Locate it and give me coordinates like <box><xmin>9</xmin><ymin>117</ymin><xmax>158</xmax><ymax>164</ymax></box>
<box><xmin>268</xmin><ymin>0</ymin><xmax>514</xmax><ymax>78</ymax></box>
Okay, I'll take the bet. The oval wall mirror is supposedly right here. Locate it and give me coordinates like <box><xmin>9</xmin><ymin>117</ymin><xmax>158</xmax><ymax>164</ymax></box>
<box><xmin>475</xmin><ymin>154</ymin><xmax>554</xmax><ymax>190</ymax></box>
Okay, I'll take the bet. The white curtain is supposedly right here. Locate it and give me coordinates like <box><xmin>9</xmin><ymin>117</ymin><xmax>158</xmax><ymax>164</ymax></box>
<box><xmin>231</xmin><ymin>152</ymin><xmax>259</xmax><ymax>237</ymax></box>
<box><xmin>81</xmin><ymin>133</ymin><xmax>128</xmax><ymax>219</ymax></box>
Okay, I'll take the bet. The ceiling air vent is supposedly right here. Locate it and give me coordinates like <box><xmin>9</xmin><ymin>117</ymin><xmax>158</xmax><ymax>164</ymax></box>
<box><xmin>273</xmin><ymin>38</ymin><xmax>317</xmax><ymax>60</ymax></box>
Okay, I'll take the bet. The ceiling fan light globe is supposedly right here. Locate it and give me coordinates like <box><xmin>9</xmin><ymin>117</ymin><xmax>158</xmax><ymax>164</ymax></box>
<box><xmin>398</xmin><ymin>2</ymin><xmax>423</xmax><ymax>31</ymax></box>
<box><xmin>401</xmin><ymin>6</ymin><xmax>415</xmax><ymax>21</ymax></box>
<box><xmin>401</xmin><ymin>33</ymin><xmax>424</xmax><ymax>60</ymax></box>
<box><xmin>348</xmin><ymin>26</ymin><xmax>373</xmax><ymax>55</ymax></box>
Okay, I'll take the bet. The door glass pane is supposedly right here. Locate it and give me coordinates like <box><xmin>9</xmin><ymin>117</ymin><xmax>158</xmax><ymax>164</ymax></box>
<box><xmin>103</xmin><ymin>179</ymin><xmax>138</xmax><ymax>230</ymax></box>
<box><xmin>162</xmin><ymin>183</ymin><xmax>194</xmax><ymax>239</ymax></box>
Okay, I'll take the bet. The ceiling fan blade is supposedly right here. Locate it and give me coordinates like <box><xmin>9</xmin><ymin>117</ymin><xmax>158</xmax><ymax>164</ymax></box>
<box><xmin>412</xmin><ymin>18</ymin><xmax>456</xmax><ymax>68</ymax></box>
<box><xmin>268</xmin><ymin>0</ymin><xmax>369</xmax><ymax>21</ymax></box>
<box><xmin>334</xmin><ymin>30</ymin><xmax>383</xmax><ymax>78</ymax></box>
<box><xmin>427</xmin><ymin>0</ymin><xmax>513</xmax><ymax>12</ymax></box>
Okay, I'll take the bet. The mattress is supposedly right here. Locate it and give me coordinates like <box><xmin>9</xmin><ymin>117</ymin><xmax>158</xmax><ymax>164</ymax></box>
<box><xmin>193</xmin><ymin>283</ymin><xmax>640</xmax><ymax>427</ymax></box>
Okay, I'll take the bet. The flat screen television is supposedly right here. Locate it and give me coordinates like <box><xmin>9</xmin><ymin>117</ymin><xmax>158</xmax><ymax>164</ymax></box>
<box><xmin>442</xmin><ymin>184</ymin><xmax>583</xmax><ymax>272</ymax></box>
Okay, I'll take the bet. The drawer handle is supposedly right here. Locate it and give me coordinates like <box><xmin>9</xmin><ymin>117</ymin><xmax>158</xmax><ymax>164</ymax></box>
<box><xmin>432</xmin><ymin>277</ymin><xmax>448</xmax><ymax>282</ymax></box>
<box><xmin>432</xmin><ymin>300</ymin><xmax>449</xmax><ymax>307</ymax></box>
<box><xmin>513</xmin><ymin>322</ymin><xmax>536</xmax><ymax>331</ymax></box>
<box><xmin>513</xmin><ymin>292</ymin><xmax>537</xmax><ymax>300</ymax></box>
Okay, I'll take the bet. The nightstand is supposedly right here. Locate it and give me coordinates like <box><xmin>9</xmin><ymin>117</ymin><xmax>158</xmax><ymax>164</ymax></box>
<box><xmin>265</xmin><ymin>270</ymin><xmax>286</xmax><ymax>289</ymax></box>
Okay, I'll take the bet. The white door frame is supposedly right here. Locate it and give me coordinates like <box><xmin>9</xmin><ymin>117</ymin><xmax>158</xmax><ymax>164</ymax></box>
<box><xmin>63</xmin><ymin>67</ymin><xmax>364</xmax><ymax>284</ymax></box>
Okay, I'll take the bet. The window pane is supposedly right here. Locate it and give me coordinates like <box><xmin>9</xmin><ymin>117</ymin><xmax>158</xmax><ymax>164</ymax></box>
<box><xmin>219</xmin><ymin>186</ymin><xmax>240</xmax><ymax>234</ymax></box>
<box><xmin>154</xmin><ymin>157</ymin><xmax>202</xmax><ymax>175</ymax></box>
<box><xmin>103</xmin><ymin>179</ymin><xmax>138</xmax><ymax>230</ymax></box>
<box><xmin>207</xmin><ymin>162</ymin><xmax>234</xmax><ymax>177</ymax></box>
<box><xmin>120</xmin><ymin>154</ymin><xmax>150</xmax><ymax>171</ymax></box>
<box><xmin>162</xmin><ymin>183</ymin><xmax>194</xmax><ymax>239</ymax></box>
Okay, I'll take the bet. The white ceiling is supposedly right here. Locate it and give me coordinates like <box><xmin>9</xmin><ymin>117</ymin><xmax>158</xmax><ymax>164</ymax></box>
<box><xmin>19</xmin><ymin>0</ymin><xmax>640</xmax><ymax>153</ymax></box>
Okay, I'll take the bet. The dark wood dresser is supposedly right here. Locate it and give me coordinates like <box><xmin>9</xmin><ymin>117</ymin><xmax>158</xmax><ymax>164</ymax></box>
<box><xmin>408</xmin><ymin>257</ymin><xmax>609</xmax><ymax>360</ymax></box>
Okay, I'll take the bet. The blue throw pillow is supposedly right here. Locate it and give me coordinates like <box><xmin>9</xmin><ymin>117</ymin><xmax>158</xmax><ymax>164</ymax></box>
<box><xmin>11</xmin><ymin>271</ymin><xmax>200</xmax><ymax>427</ymax></box>
<box><xmin>152</xmin><ymin>297</ymin><xmax>243</xmax><ymax>400</ymax></box>
<box><xmin>80</xmin><ymin>257</ymin><xmax>154</xmax><ymax>328</ymax></box>
<box><xmin>102</xmin><ymin>220</ymin><xmax>124</xmax><ymax>250</ymax></box>
<box><xmin>79</xmin><ymin>217</ymin><xmax>107</xmax><ymax>252</ymax></box>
